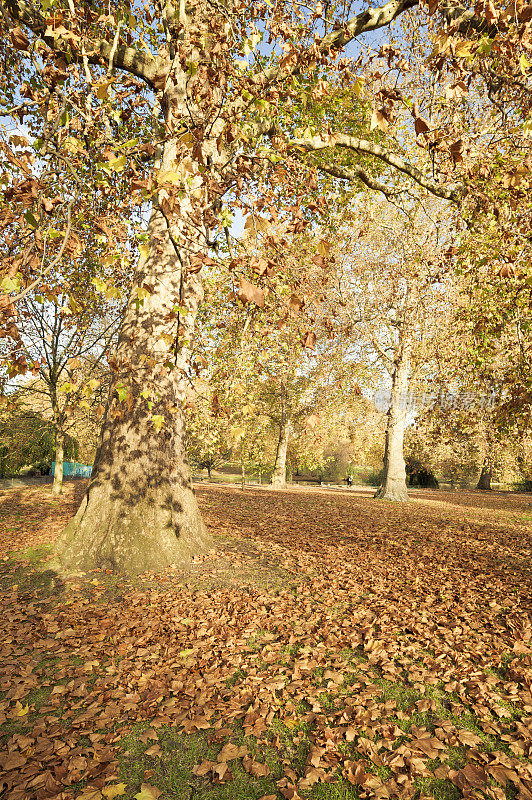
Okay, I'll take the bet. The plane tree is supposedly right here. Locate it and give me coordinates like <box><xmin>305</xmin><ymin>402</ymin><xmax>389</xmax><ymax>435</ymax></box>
<box><xmin>320</xmin><ymin>197</ymin><xmax>457</xmax><ymax>500</ymax></box>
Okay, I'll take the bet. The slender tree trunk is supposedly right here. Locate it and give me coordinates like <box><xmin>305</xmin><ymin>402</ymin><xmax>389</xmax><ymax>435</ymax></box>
<box><xmin>477</xmin><ymin>456</ymin><xmax>492</xmax><ymax>490</ymax></box>
<box><xmin>55</xmin><ymin>137</ymin><xmax>212</xmax><ymax>575</ymax></box>
<box><xmin>271</xmin><ymin>420</ymin><xmax>290</xmax><ymax>489</ymax></box>
<box><xmin>374</xmin><ymin>348</ymin><xmax>410</xmax><ymax>502</ymax></box>
<box><xmin>241</xmin><ymin>448</ymin><xmax>246</xmax><ymax>491</ymax></box>
<box><xmin>52</xmin><ymin>429</ymin><xmax>64</xmax><ymax>496</ymax></box>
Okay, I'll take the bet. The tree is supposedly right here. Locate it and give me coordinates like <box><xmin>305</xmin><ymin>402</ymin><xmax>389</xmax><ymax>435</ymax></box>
<box><xmin>6</xmin><ymin>286</ymin><xmax>118</xmax><ymax>494</ymax></box>
<box><xmin>185</xmin><ymin>380</ymin><xmax>232</xmax><ymax>480</ymax></box>
<box><xmin>325</xmin><ymin>198</ymin><xmax>456</xmax><ymax>500</ymax></box>
<box><xmin>0</xmin><ymin>402</ymin><xmax>78</xmax><ymax>477</ymax></box>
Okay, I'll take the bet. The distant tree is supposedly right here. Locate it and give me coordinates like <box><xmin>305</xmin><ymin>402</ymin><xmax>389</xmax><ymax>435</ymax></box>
<box><xmin>5</xmin><ymin>289</ymin><xmax>119</xmax><ymax>494</ymax></box>
<box><xmin>0</xmin><ymin>404</ymin><xmax>78</xmax><ymax>478</ymax></box>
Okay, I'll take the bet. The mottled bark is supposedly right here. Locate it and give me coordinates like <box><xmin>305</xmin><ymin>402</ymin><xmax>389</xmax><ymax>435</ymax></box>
<box><xmin>55</xmin><ymin>138</ymin><xmax>212</xmax><ymax>575</ymax></box>
<box><xmin>374</xmin><ymin>349</ymin><xmax>410</xmax><ymax>502</ymax></box>
<box><xmin>52</xmin><ymin>429</ymin><xmax>64</xmax><ymax>496</ymax></box>
<box><xmin>477</xmin><ymin>456</ymin><xmax>492</xmax><ymax>490</ymax></box>
<box><xmin>271</xmin><ymin>420</ymin><xmax>290</xmax><ymax>489</ymax></box>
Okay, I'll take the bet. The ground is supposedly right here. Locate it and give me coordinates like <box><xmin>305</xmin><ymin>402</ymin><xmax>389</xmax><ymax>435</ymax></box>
<box><xmin>0</xmin><ymin>482</ymin><xmax>531</xmax><ymax>800</ymax></box>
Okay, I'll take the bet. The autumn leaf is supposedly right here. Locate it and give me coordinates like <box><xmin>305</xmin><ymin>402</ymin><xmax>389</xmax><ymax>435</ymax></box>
<box><xmin>10</xmin><ymin>27</ymin><xmax>30</xmax><ymax>50</ymax></box>
<box><xmin>237</xmin><ymin>278</ymin><xmax>265</xmax><ymax>308</ymax></box>
<box><xmin>102</xmin><ymin>784</ymin><xmax>127</xmax><ymax>799</ymax></box>
<box><xmin>301</xmin><ymin>331</ymin><xmax>316</xmax><ymax>349</ymax></box>
<box><xmin>371</xmin><ymin>109</ymin><xmax>389</xmax><ymax>132</ymax></box>
<box><xmin>414</xmin><ymin>117</ymin><xmax>430</xmax><ymax>136</ymax></box>
<box><xmin>0</xmin><ymin>753</ymin><xmax>27</xmax><ymax>770</ymax></box>
<box><xmin>134</xmin><ymin>784</ymin><xmax>162</xmax><ymax>800</ymax></box>
<box><xmin>217</xmin><ymin>742</ymin><xmax>248</xmax><ymax>761</ymax></box>
<box><xmin>288</xmin><ymin>294</ymin><xmax>304</xmax><ymax>313</ymax></box>
<box><xmin>192</xmin><ymin>760</ymin><xmax>215</xmax><ymax>776</ymax></box>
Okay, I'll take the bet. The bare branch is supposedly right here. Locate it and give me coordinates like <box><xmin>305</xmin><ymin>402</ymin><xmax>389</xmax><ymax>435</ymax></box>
<box><xmin>10</xmin><ymin>201</ymin><xmax>74</xmax><ymax>304</ymax></box>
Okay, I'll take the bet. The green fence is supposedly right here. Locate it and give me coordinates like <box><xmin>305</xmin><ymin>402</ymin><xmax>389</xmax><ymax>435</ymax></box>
<box><xmin>50</xmin><ymin>461</ymin><xmax>92</xmax><ymax>478</ymax></box>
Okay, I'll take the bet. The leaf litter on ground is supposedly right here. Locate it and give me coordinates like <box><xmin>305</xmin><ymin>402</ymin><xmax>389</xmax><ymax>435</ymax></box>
<box><xmin>0</xmin><ymin>482</ymin><xmax>531</xmax><ymax>800</ymax></box>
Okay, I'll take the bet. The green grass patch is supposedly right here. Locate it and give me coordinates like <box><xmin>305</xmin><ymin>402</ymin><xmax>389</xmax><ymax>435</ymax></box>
<box><xmin>118</xmin><ymin>726</ymin><xmax>282</xmax><ymax>800</ymax></box>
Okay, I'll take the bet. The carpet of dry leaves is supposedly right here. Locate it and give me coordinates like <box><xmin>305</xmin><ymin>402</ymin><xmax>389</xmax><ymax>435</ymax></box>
<box><xmin>0</xmin><ymin>482</ymin><xmax>531</xmax><ymax>800</ymax></box>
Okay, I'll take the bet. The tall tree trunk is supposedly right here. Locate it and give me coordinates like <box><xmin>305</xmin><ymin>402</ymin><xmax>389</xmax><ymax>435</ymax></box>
<box><xmin>55</xmin><ymin>138</ymin><xmax>212</xmax><ymax>575</ymax></box>
<box><xmin>477</xmin><ymin>456</ymin><xmax>492</xmax><ymax>490</ymax></box>
<box><xmin>374</xmin><ymin>348</ymin><xmax>410</xmax><ymax>502</ymax></box>
<box><xmin>271</xmin><ymin>420</ymin><xmax>290</xmax><ymax>489</ymax></box>
<box><xmin>52</xmin><ymin>429</ymin><xmax>64</xmax><ymax>496</ymax></box>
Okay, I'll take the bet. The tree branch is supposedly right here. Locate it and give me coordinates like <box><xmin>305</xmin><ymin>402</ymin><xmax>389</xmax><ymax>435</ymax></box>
<box><xmin>10</xmin><ymin>201</ymin><xmax>74</xmax><ymax>304</ymax></box>
<box><xmin>287</xmin><ymin>132</ymin><xmax>463</xmax><ymax>201</ymax></box>
<box><xmin>319</xmin><ymin>0</ymin><xmax>419</xmax><ymax>52</ymax></box>
<box><xmin>310</xmin><ymin>159</ymin><xmax>402</xmax><ymax>198</ymax></box>
<box><xmin>2</xmin><ymin>0</ymin><xmax>163</xmax><ymax>86</ymax></box>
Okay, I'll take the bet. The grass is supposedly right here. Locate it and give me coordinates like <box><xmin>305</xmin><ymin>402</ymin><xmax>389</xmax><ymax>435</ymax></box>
<box><xmin>118</xmin><ymin>726</ymin><xmax>282</xmax><ymax>800</ymax></box>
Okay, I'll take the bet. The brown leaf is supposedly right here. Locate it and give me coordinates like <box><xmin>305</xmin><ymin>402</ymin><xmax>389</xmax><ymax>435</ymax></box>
<box><xmin>457</xmin><ymin>764</ymin><xmax>487</xmax><ymax>789</ymax></box>
<box><xmin>192</xmin><ymin>760</ymin><xmax>215</xmax><ymax>776</ymax></box>
<box><xmin>217</xmin><ymin>742</ymin><xmax>248</xmax><ymax>762</ymax></box>
<box><xmin>212</xmin><ymin>761</ymin><xmax>232</xmax><ymax>783</ymax></box>
<box><xmin>456</xmin><ymin>729</ymin><xmax>483</xmax><ymax>746</ymax></box>
<box><xmin>237</xmin><ymin>278</ymin><xmax>265</xmax><ymax>308</ymax></box>
<box><xmin>312</xmin><ymin>255</ymin><xmax>326</xmax><ymax>268</ymax></box>
<box><xmin>301</xmin><ymin>331</ymin><xmax>316</xmax><ymax>349</ymax></box>
<box><xmin>343</xmin><ymin>760</ymin><xmax>367</xmax><ymax>786</ymax></box>
<box><xmin>299</xmin><ymin>766</ymin><xmax>325</xmax><ymax>789</ymax></box>
<box><xmin>411</xmin><ymin>736</ymin><xmax>446</xmax><ymax>758</ymax></box>
<box><xmin>243</xmin><ymin>755</ymin><xmax>270</xmax><ymax>777</ymax></box>
<box><xmin>0</xmin><ymin>752</ymin><xmax>27</xmax><ymax>770</ymax></box>
<box><xmin>10</xmin><ymin>27</ymin><xmax>30</xmax><ymax>51</ymax></box>
<box><xmin>414</xmin><ymin>116</ymin><xmax>430</xmax><ymax>136</ymax></box>
<box><xmin>519</xmin><ymin>4</ymin><xmax>532</xmax><ymax>22</ymax></box>
<box><xmin>288</xmin><ymin>294</ymin><xmax>304</xmax><ymax>313</ymax></box>
<box><xmin>487</xmin><ymin>764</ymin><xmax>519</xmax><ymax>784</ymax></box>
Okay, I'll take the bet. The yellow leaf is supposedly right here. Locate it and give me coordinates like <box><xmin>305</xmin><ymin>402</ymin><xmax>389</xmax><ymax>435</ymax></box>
<box><xmin>454</xmin><ymin>39</ymin><xmax>472</xmax><ymax>58</ymax></box>
<box><xmin>151</xmin><ymin>414</ymin><xmax>165</xmax><ymax>432</ymax></box>
<box><xmin>353</xmin><ymin>77</ymin><xmax>365</xmax><ymax>98</ymax></box>
<box><xmin>134</xmin><ymin>784</ymin><xmax>161</xmax><ymax>800</ymax></box>
<box><xmin>520</xmin><ymin>53</ymin><xmax>531</xmax><ymax>75</ymax></box>
<box><xmin>317</xmin><ymin>239</ymin><xmax>330</xmax><ymax>258</ymax></box>
<box><xmin>96</xmin><ymin>80</ymin><xmax>113</xmax><ymax>100</ymax></box>
<box><xmin>157</xmin><ymin>169</ymin><xmax>181</xmax><ymax>184</ymax></box>
<box><xmin>16</xmin><ymin>703</ymin><xmax>29</xmax><ymax>716</ymax></box>
<box><xmin>283</xmin><ymin>716</ymin><xmax>299</xmax><ymax>729</ymax></box>
<box><xmin>102</xmin><ymin>784</ymin><xmax>127</xmax><ymax>799</ymax></box>
<box><xmin>107</xmin><ymin>155</ymin><xmax>126</xmax><ymax>172</ymax></box>
<box><xmin>138</xmin><ymin>243</ymin><xmax>150</xmax><ymax>261</ymax></box>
